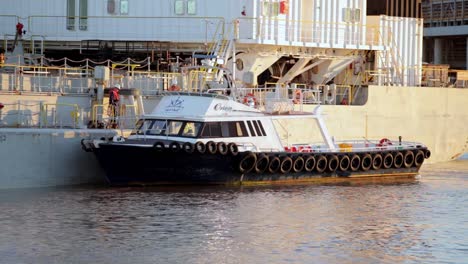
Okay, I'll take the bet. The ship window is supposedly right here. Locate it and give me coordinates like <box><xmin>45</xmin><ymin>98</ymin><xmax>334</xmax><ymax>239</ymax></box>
<box><xmin>246</xmin><ymin>121</ymin><xmax>256</xmax><ymax>136</ymax></box>
<box><xmin>254</xmin><ymin>120</ymin><xmax>267</xmax><ymax>136</ymax></box>
<box><xmin>67</xmin><ymin>0</ymin><xmax>76</xmax><ymax>30</ymax></box>
<box><xmin>167</xmin><ymin>120</ymin><xmax>183</xmax><ymax>136</ymax></box>
<box><xmin>175</xmin><ymin>0</ymin><xmax>185</xmax><ymax>15</ymax></box>
<box><xmin>343</xmin><ymin>8</ymin><xmax>361</xmax><ymax>23</ymax></box>
<box><xmin>181</xmin><ymin>121</ymin><xmax>202</xmax><ymax>137</ymax></box>
<box><xmin>107</xmin><ymin>0</ymin><xmax>116</xmax><ymax>14</ymax></box>
<box><xmin>187</xmin><ymin>0</ymin><xmax>196</xmax><ymax>15</ymax></box>
<box><xmin>262</xmin><ymin>1</ymin><xmax>279</xmax><ymax>17</ymax></box>
<box><xmin>79</xmin><ymin>0</ymin><xmax>88</xmax><ymax>30</ymax></box>
<box><xmin>120</xmin><ymin>0</ymin><xmax>129</xmax><ymax>15</ymax></box>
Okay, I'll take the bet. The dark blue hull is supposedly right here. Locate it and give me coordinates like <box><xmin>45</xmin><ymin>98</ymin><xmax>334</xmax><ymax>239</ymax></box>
<box><xmin>91</xmin><ymin>143</ymin><xmax>427</xmax><ymax>186</ymax></box>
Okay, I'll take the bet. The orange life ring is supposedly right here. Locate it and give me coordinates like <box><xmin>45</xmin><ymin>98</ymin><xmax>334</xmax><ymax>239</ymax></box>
<box><xmin>377</xmin><ymin>138</ymin><xmax>392</xmax><ymax>147</ymax></box>
<box><xmin>243</xmin><ymin>93</ymin><xmax>257</xmax><ymax>107</ymax></box>
<box><xmin>293</xmin><ymin>89</ymin><xmax>302</xmax><ymax>104</ymax></box>
<box><xmin>169</xmin><ymin>84</ymin><xmax>180</xmax><ymax>91</ymax></box>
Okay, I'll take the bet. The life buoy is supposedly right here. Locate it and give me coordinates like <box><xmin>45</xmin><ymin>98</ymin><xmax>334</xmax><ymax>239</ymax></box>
<box><xmin>377</xmin><ymin>138</ymin><xmax>392</xmax><ymax>147</ymax></box>
<box><xmin>242</xmin><ymin>93</ymin><xmax>257</xmax><ymax>107</ymax></box>
<box><xmin>292</xmin><ymin>89</ymin><xmax>302</xmax><ymax>104</ymax></box>
<box><xmin>169</xmin><ymin>84</ymin><xmax>181</xmax><ymax>91</ymax></box>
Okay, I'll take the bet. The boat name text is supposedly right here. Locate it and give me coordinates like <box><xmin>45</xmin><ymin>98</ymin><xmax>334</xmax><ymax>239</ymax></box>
<box><xmin>214</xmin><ymin>104</ymin><xmax>233</xmax><ymax>112</ymax></box>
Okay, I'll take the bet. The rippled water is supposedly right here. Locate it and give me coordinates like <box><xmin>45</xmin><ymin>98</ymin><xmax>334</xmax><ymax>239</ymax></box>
<box><xmin>1</xmin><ymin>161</ymin><xmax>467</xmax><ymax>264</ymax></box>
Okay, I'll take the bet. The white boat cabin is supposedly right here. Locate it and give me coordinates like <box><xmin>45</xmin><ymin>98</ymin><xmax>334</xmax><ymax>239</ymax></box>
<box><xmin>128</xmin><ymin>92</ymin><xmax>307</xmax><ymax>152</ymax></box>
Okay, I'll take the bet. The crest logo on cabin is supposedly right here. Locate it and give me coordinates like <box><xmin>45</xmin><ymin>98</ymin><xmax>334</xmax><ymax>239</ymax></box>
<box><xmin>165</xmin><ymin>97</ymin><xmax>184</xmax><ymax>112</ymax></box>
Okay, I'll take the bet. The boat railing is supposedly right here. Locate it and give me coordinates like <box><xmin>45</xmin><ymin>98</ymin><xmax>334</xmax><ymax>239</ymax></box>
<box><xmin>285</xmin><ymin>139</ymin><xmax>425</xmax><ymax>154</ymax></box>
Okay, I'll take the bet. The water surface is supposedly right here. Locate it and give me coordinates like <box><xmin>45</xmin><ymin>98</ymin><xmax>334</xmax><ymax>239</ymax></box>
<box><xmin>0</xmin><ymin>161</ymin><xmax>467</xmax><ymax>264</ymax></box>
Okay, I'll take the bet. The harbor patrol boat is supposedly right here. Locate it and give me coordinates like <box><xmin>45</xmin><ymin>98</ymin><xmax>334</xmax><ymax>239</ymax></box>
<box><xmin>82</xmin><ymin>90</ymin><xmax>430</xmax><ymax>185</ymax></box>
<box><xmin>0</xmin><ymin>0</ymin><xmax>467</xmax><ymax>188</ymax></box>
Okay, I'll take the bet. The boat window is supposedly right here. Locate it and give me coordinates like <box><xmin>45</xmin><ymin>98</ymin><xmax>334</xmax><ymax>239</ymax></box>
<box><xmin>256</xmin><ymin>120</ymin><xmax>267</xmax><ymax>136</ymax></box>
<box><xmin>147</xmin><ymin>120</ymin><xmax>167</xmax><ymax>135</ymax></box>
<box><xmin>252</xmin><ymin>120</ymin><xmax>263</xmax><ymax>136</ymax></box>
<box><xmin>246</xmin><ymin>121</ymin><xmax>256</xmax><ymax>136</ymax></box>
<box><xmin>201</xmin><ymin>122</ymin><xmax>222</xmax><ymax>138</ymax></box>
<box><xmin>181</xmin><ymin>121</ymin><xmax>202</xmax><ymax>137</ymax></box>
<box><xmin>236</xmin><ymin>121</ymin><xmax>248</xmax><ymax>137</ymax></box>
<box><xmin>132</xmin><ymin>119</ymin><xmax>158</xmax><ymax>135</ymax></box>
<box><xmin>167</xmin><ymin>120</ymin><xmax>183</xmax><ymax>136</ymax></box>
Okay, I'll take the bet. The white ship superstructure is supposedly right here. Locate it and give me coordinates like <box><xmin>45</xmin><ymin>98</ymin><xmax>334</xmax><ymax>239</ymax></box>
<box><xmin>1</xmin><ymin>0</ymin><xmax>422</xmax><ymax>87</ymax></box>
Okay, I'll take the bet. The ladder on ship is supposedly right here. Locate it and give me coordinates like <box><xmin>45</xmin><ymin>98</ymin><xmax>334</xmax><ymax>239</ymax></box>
<box><xmin>197</xmin><ymin>24</ymin><xmax>234</xmax><ymax>83</ymax></box>
<box><xmin>377</xmin><ymin>29</ymin><xmax>405</xmax><ymax>86</ymax></box>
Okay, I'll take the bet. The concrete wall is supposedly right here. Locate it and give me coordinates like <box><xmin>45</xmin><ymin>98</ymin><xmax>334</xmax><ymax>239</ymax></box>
<box><xmin>0</xmin><ymin>128</ymin><xmax>116</xmax><ymax>189</ymax></box>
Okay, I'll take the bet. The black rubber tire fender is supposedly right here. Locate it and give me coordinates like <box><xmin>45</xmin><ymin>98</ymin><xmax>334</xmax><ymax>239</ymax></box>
<box><xmin>217</xmin><ymin>142</ymin><xmax>228</xmax><ymax>155</ymax></box>
<box><xmin>153</xmin><ymin>141</ymin><xmax>165</xmax><ymax>151</ymax></box>
<box><xmin>424</xmin><ymin>149</ymin><xmax>431</xmax><ymax>159</ymax></box>
<box><xmin>268</xmin><ymin>156</ymin><xmax>281</xmax><ymax>173</ymax></box>
<box><xmin>349</xmin><ymin>154</ymin><xmax>361</xmax><ymax>172</ymax></box>
<box><xmin>393</xmin><ymin>151</ymin><xmax>404</xmax><ymax>168</ymax></box>
<box><xmin>195</xmin><ymin>141</ymin><xmax>206</xmax><ymax>154</ymax></box>
<box><xmin>315</xmin><ymin>155</ymin><xmax>327</xmax><ymax>173</ymax></box>
<box><xmin>255</xmin><ymin>154</ymin><xmax>270</xmax><ymax>174</ymax></box>
<box><xmin>382</xmin><ymin>152</ymin><xmax>394</xmax><ymax>169</ymax></box>
<box><xmin>360</xmin><ymin>153</ymin><xmax>372</xmax><ymax>171</ymax></box>
<box><xmin>169</xmin><ymin>141</ymin><xmax>181</xmax><ymax>152</ymax></box>
<box><xmin>228</xmin><ymin>142</ymin><xmax>239</xmax><ymax>156</ymax></box>
<box><xmin>206</xmin><ymin>141</ymin><xmax>217</xmax><ymax>155</ymax></box>
<box><xmin>182</xmin><ymin>142</ymin><xmax>194</xmax><ymax>154</ymax></box>
<box><xmin>328</xmin><ymin>154</ymin><xmax>339</xmax><ymax>172</ymax></box>
<box><xmin>304</xmin><ymin>155</ymin><xmax>316</xmax><ymax>172</ymax></box>
<box><xmin>292</xmin><ymin>156</ymin><xmax>305</xmax><ymax>173</ymax></box>
<box><xmin>339</xmin><ymin>155</ymin><xmax>350</xmax><ymax>171</ymax></box>
<box><xmin>280</xmin><ymin>156</ymin><xmax>293</xmax><ymax>174</ymax></box>
<box><xmin>238</xmin><ymin>152</ymin><xmax>257</xmax><ymax>174</ymax></box>
<box><xmin>403</xmin><ymin>150</ymin><xmax>414</xmax><ymax>168</ymax></box>
<box><xmin>414</xmin><ymin>150</ymin><xmax>425</xmax><ymax>167</ymax></box>
<box><xmin>372</xmin><ymin>153</ymin><xmax>383</xmax><ymax>170</ymax></box>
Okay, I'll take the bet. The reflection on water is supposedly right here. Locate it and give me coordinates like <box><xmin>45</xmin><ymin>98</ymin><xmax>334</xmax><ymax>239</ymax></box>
<box><xmin>1</xmin><ymin>161</ymin><xmax>468</xmax><ymax>264</ymax></box>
